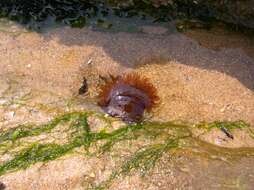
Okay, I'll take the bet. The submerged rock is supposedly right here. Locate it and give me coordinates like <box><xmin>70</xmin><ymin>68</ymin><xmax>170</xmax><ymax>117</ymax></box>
<box><xmin>0</xmin><ymin>0</ymin><xmax>253</xmax><ymax>30</ymax></box>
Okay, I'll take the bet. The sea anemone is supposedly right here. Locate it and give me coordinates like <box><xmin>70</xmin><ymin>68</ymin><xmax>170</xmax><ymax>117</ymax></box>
<box><xmin>98</xmin><ymin>73</ymin><xmax>159</xmax><ymax>123</ymax></box>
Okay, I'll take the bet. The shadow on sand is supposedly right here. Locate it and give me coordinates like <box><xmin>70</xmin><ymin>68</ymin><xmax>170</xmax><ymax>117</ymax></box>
<box><xmin>40</xmin><ymin>21</ymin><xmax>254</xmax><ymax>91</ymax></box>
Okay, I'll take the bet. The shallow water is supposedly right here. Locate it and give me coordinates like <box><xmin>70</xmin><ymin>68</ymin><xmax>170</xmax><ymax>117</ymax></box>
<box><xmin>0</xmin><ymin>18</ymin><xmax>254</xmax><ymax>189</ymax></box>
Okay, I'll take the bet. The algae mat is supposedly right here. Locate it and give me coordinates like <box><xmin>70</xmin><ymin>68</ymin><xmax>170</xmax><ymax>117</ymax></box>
<box><xmin>0</xmin><ymin>109</ymin><xmax>254</xmax><ymax>189</ymax></box>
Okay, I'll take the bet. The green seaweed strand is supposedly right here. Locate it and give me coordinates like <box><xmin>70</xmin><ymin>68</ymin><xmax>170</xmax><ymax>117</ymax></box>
<box><xmin>0</xmin><ymin>143</ymin><xmax>75</xmax><ymax>175</ymax></box>
<box><xmin>0</xmin><ymin>111</ymin><xmax>253</xmax><ymax>189</ymax></box>
<box><xmin>0</xmin><ymin>112</ymin><xmax>87</xmax><ymax>143</ymax></box>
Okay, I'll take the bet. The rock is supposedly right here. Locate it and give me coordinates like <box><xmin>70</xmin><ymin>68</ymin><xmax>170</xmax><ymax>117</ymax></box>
<box><xmin>175</xmin><ymin>0</ymin><xmax>254</xmax><ymax>29</ymax></box>
<box><xmin>0</xmin><ymin>182</ymin><xmax>6</xmax><ymax>190</ymax></box>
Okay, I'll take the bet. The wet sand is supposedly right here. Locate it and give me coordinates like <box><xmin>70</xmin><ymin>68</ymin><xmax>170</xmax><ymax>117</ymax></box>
<box><xmin>0</xmin><ymin>20</ymin><xmax>254</xmax><ymax>189</ymax></box>
<box><xmin>0</xmin><ymin>24</ymin><xmax>253</xmax><ymax>125</ymax></box>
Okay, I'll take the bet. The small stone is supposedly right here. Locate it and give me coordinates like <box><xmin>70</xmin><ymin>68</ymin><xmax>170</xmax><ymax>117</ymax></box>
<box><xmin>89</xmin><ymin>172</ymin><xmax>95</xmax><ymax>178</ymax></box>
<box><xmin>78</xmin><ymin>77</ymin><xmax>88</xmax><ymax>95</ymax></box>
<box><xmin>0</xmin><ymin>182</ymin><xmax>6</xmax><ymax>190</ymax></box>
<box><xmin>87</xmin><ymin>59</ymin><xmax>92</xmax><ymax>65</ymax></box>
<box><xmin>4</xmin><ymin>111</ymin><xmax>15</xmax><ymax>120</ymax></box>
<box><xmin>26</xmin><ymin>64</ymin><xmax>31</xmax><ymax>68</ymax></box>
<box><xmin>220</xmin><ymin>107</ymin><xmax>225</xmax><ymax>112</ymax></box>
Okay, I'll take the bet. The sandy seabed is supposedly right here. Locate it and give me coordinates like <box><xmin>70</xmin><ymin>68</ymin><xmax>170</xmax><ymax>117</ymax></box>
<box><xmin>0</xmin><ymin>21</ymin><xmax>254</xmax><ymax>189</ymax></box>
<box><xmin>1</xmin><ymin>24</ymin><xmax>253</xmax><ymax>125</ymax></box>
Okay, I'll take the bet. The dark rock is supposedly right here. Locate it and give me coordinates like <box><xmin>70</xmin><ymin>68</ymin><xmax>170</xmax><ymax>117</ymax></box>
<box><xmin>0</xmin><ymin>182</ymin><xmax>6</xmax><ymax>190</ymax></box>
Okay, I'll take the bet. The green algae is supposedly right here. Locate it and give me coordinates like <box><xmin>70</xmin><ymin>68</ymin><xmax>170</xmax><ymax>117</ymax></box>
<box><xmin>195</xmin><ymin>120</ymin><xmax>254</xmax><ymax>140</ymax></box>
<box><xmin>92</xmin><ymin>121</ymin><xmax>254</xmax><ymax>190</ymax></box>
<box><xmin>196</xmin><ymin>120</ymin><xmax>249</xmax><ymax>131</ymax></box>
<box><xmin>0</xmin><ymin>143</ymin><xmax>75</xmax><ymax>175</ymax></box>
<box><xmin>119</xmin><ymin>138</ymin><xmax>179</xmax><ymax>176</ymax></box>
<box><xmin>0</xmin><ymin>112</ymin><xmax>90</xmax><ymax>175</ymax></box>
<box><xmin>0</xmin><ymin>0</ymin><xmax>253</xmax><ymax>32</ymax></box>
<box><xmin>0</xmin><ymin>111</ymin><xmax>253</xmax><ymax>189</ymax></box>
<box><xmin>0</xmin><ymin>112</ymin><xmax>88</xmax><ymax>143</ymax></box>
<box><xmin>94</xmin><ymin>138</ymin><xmax>180</xmax><ymax>190</ymax></box>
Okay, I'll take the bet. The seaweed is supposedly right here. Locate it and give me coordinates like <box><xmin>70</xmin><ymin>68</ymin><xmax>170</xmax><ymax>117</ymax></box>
<box><xmin>94</xmin><ymin>138</ymin><xmax>179</xmax><ymax>190</ymax></box>
<box><xmin>0</xmin><ymin>112</ymin><xmax>87</xmax><ymax>143</ymax></box>
<box><xmin>0</xmin><ymin>143</ymin><xmax>74</xmax><ymax>175</ymax></box>
<box><xmin>0</xmin><ymin>111</ymin><xmax>253</xmax><ymax>189</ymax></box>
<box><xmin>196</xmin><ymin>120</ymin><xmax>250</xmax><ymax>131</ymax></box>
<box><xmin>0</xmin><ymin>0</ymin><xmax>253</xmax><ymax>32</ymax></box>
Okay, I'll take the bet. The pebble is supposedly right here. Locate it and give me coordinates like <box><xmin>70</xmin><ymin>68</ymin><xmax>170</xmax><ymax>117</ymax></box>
<box><xmin>87</xmin><ymin>59</ymin><xmax>92</xmax><ymax>65</ymax></box>
<box><xmin>26</xmin><ymin>64</ymin><xmax>31</xmax><ymax>68</ymax></box>
<box><xmin>89</xmin><ymin>172</ymin><xmax>95</xmax><ymax>178</ymax></box>
<box><xmin>4</xmin><ymin>111</ymin><xmax>15</xmax><ymax>120</ymax></box>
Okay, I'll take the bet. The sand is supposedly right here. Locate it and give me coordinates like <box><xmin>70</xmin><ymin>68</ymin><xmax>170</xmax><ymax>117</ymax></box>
<box><xmin>0</xmin><ymin>20</ymin><xmax>254</xmax><ymax>189</ymax></box>
<box><xmin>0</xmin><ymin>24</ymin><xmax>253</xmax><ymax>124</ymax></box>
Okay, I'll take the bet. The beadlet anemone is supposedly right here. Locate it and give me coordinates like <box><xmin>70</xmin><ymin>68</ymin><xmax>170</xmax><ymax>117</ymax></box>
<box><xmin>98</xmin><ymin>73</ymin><xmax>159</xmax><ymax>123</ymax></box>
